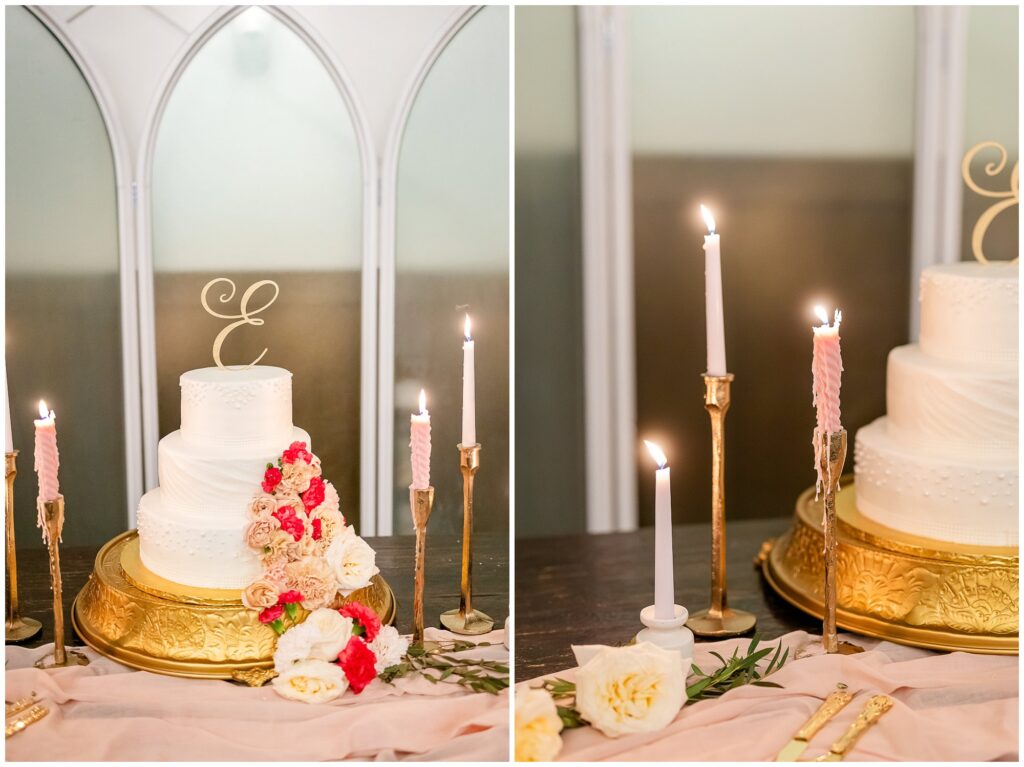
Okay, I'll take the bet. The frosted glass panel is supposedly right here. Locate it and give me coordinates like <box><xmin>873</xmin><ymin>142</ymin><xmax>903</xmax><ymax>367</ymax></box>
<box><xmin>151</xmin><ymin>8</ymin><xmax>365</xmax><ymax>526</ymax></box>
<box><xmin>629</xmin><ymin>7</ymin><xmax>915</xmax><ymax>528</ymax></box>
<box><xmin>514</xmin><ymin>6</ymin><xmax>586</xmax><ymax>538</ymax></box>
<box><xmin>393</xmin><ymin>7</ymin><xmax>509</xmax><ymax>535</ymax></box>
<box><xmin>6</xmin><ymin>6</ymin><xmax>126</xmax><ymax>546</ymax></box>
<box><xmin>961</xmin><ymin>6</ymin><xmax>1018</xmax><ymax>263</ymax></box>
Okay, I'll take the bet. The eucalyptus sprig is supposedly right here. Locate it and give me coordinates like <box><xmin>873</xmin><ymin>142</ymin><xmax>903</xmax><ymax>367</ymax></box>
<box><xmin>535</xmin><ymin>633</ymin><xmax>790</xmax><ymax>728</ymax></box>
<box><xmin>686</xmin><ymin>634</ymin><xmax>789</xmax><ymax>703</ymax></box>
<box><xmin>378</xmin><ymin>640</ymin><xmax>509</xmax><ymax>695</ymax></box>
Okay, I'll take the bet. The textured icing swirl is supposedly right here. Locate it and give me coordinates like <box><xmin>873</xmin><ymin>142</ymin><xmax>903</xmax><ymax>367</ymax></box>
<box><xmin>886</xmin><ymin>345</ymin><xmax>1018</xmax><ymax>458</ymax></box>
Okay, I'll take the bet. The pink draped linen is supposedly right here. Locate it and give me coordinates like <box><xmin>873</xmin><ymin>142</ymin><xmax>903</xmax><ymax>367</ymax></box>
<box><xmin>5</xmin><ymin>628</ymin><xmax>508</xmax><ymax>761</ymax></box>
<box><xmin>519</xmin><ymin>630</ymin><xmax>1017</xmax><ymax>762</ymax></box>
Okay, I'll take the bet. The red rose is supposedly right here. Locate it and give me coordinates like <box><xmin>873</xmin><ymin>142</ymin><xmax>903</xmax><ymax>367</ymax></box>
<box><xmin>258</xmin><ymin>604</ymin><xmax>284</xmax><ymax>623</ymax></box>
<box><xmin>282</xmin><ymin>441</ymin><xmax>312</xmax><ymax>465</ymax></box>
<box><xmin>262</xmin><ymin>465</ymin><xmax>283</xmax><ymax>494</ymax></box>
<box><xmin>340</xmin><ymin>601</ymin><xmax>381</xmax><ymax>643</ymax></box>
<box><xmin>311</xmin><ymin>518</ymin><xmax>323</xmax><ymax>541</ymax></box>
<box><xmin>277</xmin><ymin>590</ymin><xmax>303</xmax><ymax>605</ymax></box>
<box><xmin>337</xmin><ymin>636</ymin><xmax>377</xmax><ymax>694</ymax></box>
<box><xmin>272</xmin><ymin>505</ymin><xmax>305</xmax><ymax>541</ymax></box>
<box><xmin>302</xmin><ymin>477</ymin><xmax>325</xmax><ymax>512</ymax></box>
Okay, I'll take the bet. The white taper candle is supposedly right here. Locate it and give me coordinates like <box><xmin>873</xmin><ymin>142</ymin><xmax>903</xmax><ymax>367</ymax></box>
<box><xmin>645</xmin><ymin>440</ymin><xmax>674</xmax><ymax>620</ymax></box>
<box><xmin>701</xmin><ymin>205</ymin><xmax>727</xmax><ymax>376</ymax></box>
<box><xmin>462</xmin><ymin>314</ymin><xmax>476</xmax><ymax>446</ymax></box>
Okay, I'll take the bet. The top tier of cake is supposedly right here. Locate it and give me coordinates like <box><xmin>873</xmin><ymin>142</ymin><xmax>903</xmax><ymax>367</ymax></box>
<box><xmin>180</xmin><ymin>366</ymin><xmax>294</xmax><ymax>449</ymax></box>
<box><xmin>919</xmin><ymin>262</ymin><xmax>1018</xmax><ymax>369</ymax></box>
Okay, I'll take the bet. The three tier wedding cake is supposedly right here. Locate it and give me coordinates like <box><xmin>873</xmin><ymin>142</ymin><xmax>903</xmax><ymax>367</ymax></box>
<box><xmin>137</xmin><ymin>366</ymin><xmax>311</xmax><ymax>589</ymax></box>
<box><xmin>854</xmin><ymin>262</ymin><xmax>1019</xmax><ymax>547</ymax></box>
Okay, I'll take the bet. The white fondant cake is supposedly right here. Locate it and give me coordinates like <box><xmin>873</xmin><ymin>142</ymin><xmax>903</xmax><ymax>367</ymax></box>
<box><xmin>137</xmin><ymin>366</ymin><xmax>309</xmax><ymax>589</ymax></box>
<box><xmin>854</xmin><ymin>262</ymin><xmax>1018</xmax><ymax>547</ymax></box>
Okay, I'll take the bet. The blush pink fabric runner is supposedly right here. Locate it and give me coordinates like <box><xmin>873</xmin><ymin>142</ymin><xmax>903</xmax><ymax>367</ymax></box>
<box><xmin>5</xmin><ymin>628</ymin><xmax>508</xmax><ymax>761</ymax></box>
<box><xmin>519</xmin><ymin>630</ymin><xmax>1017</xmax><ymax>762</ymax></box>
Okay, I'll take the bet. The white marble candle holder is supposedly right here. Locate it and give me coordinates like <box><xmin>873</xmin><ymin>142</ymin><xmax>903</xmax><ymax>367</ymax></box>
<box><xmin>636</xmin><ymin>604</ymin><xmax>695</xmax><ymax>663</ymax></box>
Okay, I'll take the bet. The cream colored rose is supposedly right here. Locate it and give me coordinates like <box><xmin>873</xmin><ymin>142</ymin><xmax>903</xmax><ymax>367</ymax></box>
<box><xmin>246</xmin><ymin>516</ymin><xmax>280</xmax><ymax>548</ymax></box>
<box><xmin>287</xmin><ymin>532</ymin><xmax>318</xmax><ymax>560</ymax></box>
<box><xmin>262</xmin><ymin>530</ymin><xmax>293</xmax><ymax>564</ymax></box>
<box><xmin>241</xmin><ymin>578</ymin><xmax>279</xmax><ymax>610</ymax></box>
<box><xmin>285</xmin><ymin>555</ymin><xmax>338</xmax><ymax>610</ymax></box>
<box><xmin>325</xmin><ymin>530</ymin><xmax>379</xmax><ymax>596</ymax></box>
<box><xmin>574</xmin><ymin>642</ymin><xmax>685</xmax><ymax>738</ymax></box>
<box><xmin>321</xmin><ymin>481</ymin><xmax>341</xmax><ymax>515</ymax></box>
<box><xmin>282</xmin><ymin>459</ymin><xmax>317</xmax><ymax>494</ymax></box>
<box><xmin>249</xmin><ymin>493</ymin><xmax>277</xmax><ymax>519</ymax></box>
<box><xmin>273</xmin><ymin>607</ymin><xmax>353</xmax><ymax>669</ymax></box>
<box><xmin>515</xmin><ymin>688</ymin><xmax>564</xmax><ymax>762</ymax></box>
<box><xmin>271</xmin><ymin>659</ymin><xmax>348</xmax><ymax>704</ymax></box>
<box><xmin>368</xmin><ymin>625</ymin><xmax>409</xmax><ymax>673</ymax></box>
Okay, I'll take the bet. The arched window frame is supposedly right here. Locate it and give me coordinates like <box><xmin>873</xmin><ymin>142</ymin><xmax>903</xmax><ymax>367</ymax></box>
<box><xmin>375</xmin><ymin>6</ymin><xmax>484</xmax><ymax>535</ymax></box>
<box><xmin>25</xmin><ymin>6</ymin><xmax>144</xmax><ymax>518</ymax></box>
<box><xmin>132</xmin><ymin>6</ymin><xmax>381</xmax><ymax>531</ymax></box>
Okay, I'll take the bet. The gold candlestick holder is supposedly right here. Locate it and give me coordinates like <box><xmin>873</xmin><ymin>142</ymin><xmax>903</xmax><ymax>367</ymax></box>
<box><xmin>440</xmin><ymin>444</ymin><xmax>494</xmax><ymax>635</ymax></box>
<box><xmin>410</xmin><ymin>486</ymin><xmax>435</xmax><ymax>647</ymax></box>
<box><xmin>818</xmin><ymin>429</ymin><xmax>862</xmax><ymax>655</ymax></box>
<box><xmin>33</xmin><ymin>495</ymin><xmax>88</xmax><ymax>669</ymax></box>
<box><xmin>687</xmin><ymin>374</ymin><xmax>757</xmax><ymax>638</ymax></box>
<box><xmin>6</xmin><ymin>451</ymin><xmax>42</xmax><ymax>643</ymax></box>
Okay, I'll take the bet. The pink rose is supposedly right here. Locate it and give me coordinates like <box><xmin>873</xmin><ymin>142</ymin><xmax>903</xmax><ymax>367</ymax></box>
<box><xmin>242</xmin><ymin>579</ymin><xmax>279</xmax><ymax>610</ymax></box>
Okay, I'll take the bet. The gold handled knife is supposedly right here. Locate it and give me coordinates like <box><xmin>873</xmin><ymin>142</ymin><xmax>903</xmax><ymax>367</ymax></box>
<box><xmin>815</xmin><ymin>695</ymin><xmax>894</xmax><ymax>761</ymax></box>
<box><xmin>5</xmin><ymin>704</ymin><xmax>48</xmax><ymax>739</ymax></box>
<box><xmin>774</xmin><ymin>690</ymin><xmax>854</xmax><ymax>761</ymax></box>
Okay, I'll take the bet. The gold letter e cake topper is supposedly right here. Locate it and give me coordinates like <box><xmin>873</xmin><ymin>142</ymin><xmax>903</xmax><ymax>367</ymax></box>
<box><xmin>962</xmin><ymin>141</ymin><xmax>1019</xmax><ymax>264</ymax></box>
<box><xmin>201</xmin><ymin>277</ymin><xmax>280</xmax><ymax>370</ymax></box>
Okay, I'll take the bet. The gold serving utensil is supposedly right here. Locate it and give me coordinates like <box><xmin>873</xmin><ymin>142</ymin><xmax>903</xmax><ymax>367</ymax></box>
<box><xmin>5</xmin><ymin>695</ymin><xmax>38</xmax><ymax>719</ymax></box>
<box><xmin>815</xmin><ymin>695</ymin><xmax>894</xmax><ymax>761</ymax></box>
<box><xmin>5</xmin><ymin>703</ymin><xmax>48</xmax><ymax>738</ymax></box>
<box><xmin>775</xmin><ymin>689</ymin><xmax>854</xmax><ymax>761</ymax></box>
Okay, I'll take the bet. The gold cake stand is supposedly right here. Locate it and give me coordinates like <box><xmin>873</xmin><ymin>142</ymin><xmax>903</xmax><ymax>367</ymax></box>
<box><xmin>72</xmin><ymin>531</ymin><xmax>397</xmax><ymax>679</ymax></box>
<box><xmin>762</xmin><ymin>478</ymin><xmax>1018</xmax><ymax>655</ymax></box>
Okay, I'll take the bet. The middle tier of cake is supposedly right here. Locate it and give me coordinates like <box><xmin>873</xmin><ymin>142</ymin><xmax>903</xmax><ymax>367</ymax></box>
<box><xmin>137</xmin><ymin>426</ymin><xmax>311</xmax><ymax>590</ymax></box>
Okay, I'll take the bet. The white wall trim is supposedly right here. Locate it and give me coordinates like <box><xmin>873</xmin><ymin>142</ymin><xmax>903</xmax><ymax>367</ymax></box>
<box><xmin>376</xmin><ymin>5</ymin><xmax>479</xmax><ymax>536</ymax></box>
<box><xmin>27</xmin><ymin>6</ymin><xmax>145</xmax><ymax>525</ymax></box>
<box><xmin>910</xmin><ymin>6</ymin><xmax>968</xmax><ymax>339</ymax></box>
<box><xmin>133</xmin><ymin>5</ymin><xmax>381</xmax><ymax>530</ymax></box>
<box><xmin>578</xmin><ymin>7</ymin><xmax>638</xmax><ymax>533</ymax></box>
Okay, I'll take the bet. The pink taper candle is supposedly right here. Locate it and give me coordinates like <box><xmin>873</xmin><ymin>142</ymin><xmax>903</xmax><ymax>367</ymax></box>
<box><xmin>34</xmin><ymin>399</ymin><xmax>60</xmax><ymax>505</ymax></box>
<box><xmin>701</xmin><ymin>205</ymin><xmax>727</xmax><ymax>376</ymax></box>
<box><xmin>410</xmin><ymin>389</ymin><xmax>431</xmax><ymax>490</ymax></box>
<box><xmin>811</xmin><ymin>306</ymin><xmax>843</xmax><ymax>492</ymax></box>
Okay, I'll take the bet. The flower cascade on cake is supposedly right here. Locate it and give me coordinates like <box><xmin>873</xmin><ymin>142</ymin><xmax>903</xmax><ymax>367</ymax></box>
<box><xmin>240</xmin><ymin>440</ymin><xmax>408</xmax><ymax>702</ymax></box>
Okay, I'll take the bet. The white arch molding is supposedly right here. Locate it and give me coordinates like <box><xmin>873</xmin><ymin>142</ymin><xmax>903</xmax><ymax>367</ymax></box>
<box><xmin>133</xmin><ymin>6</ymin><xmax>381</xmax><ymax>532</ymax></box>
<box><xmin>375</xmin><ymin>5</ymin><xmax>482</xmax><ymax>535</ymax></box>
<box><xmin>26</xmin><ymin>6</ymin><xmax>145</xmax><ymax>523</ymax></box>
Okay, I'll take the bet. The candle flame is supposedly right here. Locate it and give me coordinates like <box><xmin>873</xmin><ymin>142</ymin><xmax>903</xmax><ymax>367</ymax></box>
<box><xmin>644</xmin><ymin>440</ymin><xmax>668</xmax><ymax>469</ymax></box>
<box><xmin>814</xmin><ymin>305</ymin><xmax>829</xmax><ymax>325</ymax></box>
<box><xmin>418</xmin><ymin>389</ymin><xmax>427</xmax><ymax>415</ymax></box>
<box><xmin>37</xmin><ymin>400</ymin><xmax>51</xmax><ymax>419</ymax></box>
<box><xmin>464</xmin><ymin>313</ymin><xmax>472</xmax><ymax>341</ymax></box>
<box><xmin>700</xmin><ymin>204</ymin><xmax>716</xmax><ymax>234</ymax></box>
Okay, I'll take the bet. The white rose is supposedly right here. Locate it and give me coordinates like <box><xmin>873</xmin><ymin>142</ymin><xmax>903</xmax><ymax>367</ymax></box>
<box><xmin>272</xmin><ymin>659</ymin><xmax>348</xmax><ymax>704</ymax></box>
<box><xmin>368</xmin><ymin>625</ymin><xmax>409</xmax><ymax>673</ymax></box>
<box><xmin>574</xmin><ymin>642</ymin><xmax>685</xmax><ymax>738</ymax></box>
<box><xmin>515</xmin><ymin>687</ymin><xmax>564</xmax><ymax>762</ymax></box>
<box><xmin>325</xmin><ymin>531</ymin><xmax>379</xmax><ymax>596</ymax></box>
<box><xmin>273</xmin><ymin>609</ymin><xmax>354</xmax><ymax>670</ymax></box>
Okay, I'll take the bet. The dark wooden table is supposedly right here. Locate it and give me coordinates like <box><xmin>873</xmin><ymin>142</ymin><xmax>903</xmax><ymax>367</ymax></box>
<box><xmin>516</xmin><ymin>517</ymin><xmax>818</xmax><ymax>680</ymax></box>
<box><xmin>8</xmin><ymin>532</ymin><xmax>508</xmax><ymax>649</ymax></box>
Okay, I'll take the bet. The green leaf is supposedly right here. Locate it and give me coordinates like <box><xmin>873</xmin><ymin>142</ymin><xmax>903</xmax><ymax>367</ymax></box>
<box><xmin>556</xmin><ymin>705</ymin><xmax>587</xmax><ymax>729</ymax></box>
<box><xmin>270</xmin><ymin>619</ymin><xmax>285</xmax><ymax>636</ymax></box>
<box><xmin>284</xmin><ymin>602</ymin><xmax>298</xmax><ymax>621</ymax></box>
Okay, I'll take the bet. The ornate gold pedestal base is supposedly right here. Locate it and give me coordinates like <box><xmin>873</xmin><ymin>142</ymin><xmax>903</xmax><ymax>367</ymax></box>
<box><xmin>5</xmin><ymin>617</ymin><xmax>42</xmax><ymax>643</ymax></box>
<box><xmin>762</xmin><ymin>479</ymin><xmax>1018</xmax><ymax>655</ymax></box>
<box><xmin>72</xmin><ymin>531</ymin><xmax>397</xmax><ymax>678</ymax></box>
